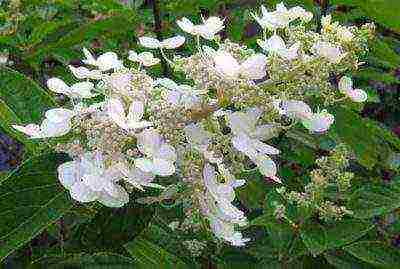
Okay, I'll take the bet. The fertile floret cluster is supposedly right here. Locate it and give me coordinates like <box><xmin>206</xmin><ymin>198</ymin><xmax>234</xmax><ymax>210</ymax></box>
<box><xmin>12</xmin><ymin>2</ymin><xmax>373</xmax><ymax>246</ymax></box>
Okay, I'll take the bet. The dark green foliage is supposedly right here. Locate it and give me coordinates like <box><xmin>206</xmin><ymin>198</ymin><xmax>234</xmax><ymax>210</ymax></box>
<box><xmin>1</xmin><ymin>0</ymin><xmax>400</xmax><ymax>268</ymax></box>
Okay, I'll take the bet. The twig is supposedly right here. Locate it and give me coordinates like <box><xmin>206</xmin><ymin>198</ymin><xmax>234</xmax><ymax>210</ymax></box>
<box><xmin>151</xmin><ymin>0</ymin><xmax>169</xmax><ymax>76</ymax></box>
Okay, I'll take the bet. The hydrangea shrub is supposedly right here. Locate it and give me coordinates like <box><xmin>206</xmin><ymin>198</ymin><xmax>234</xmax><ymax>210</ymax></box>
<box><xmin>9</xmin><ymin>1</ymin><xmax>377</xmax><ymax>252</ymax></box>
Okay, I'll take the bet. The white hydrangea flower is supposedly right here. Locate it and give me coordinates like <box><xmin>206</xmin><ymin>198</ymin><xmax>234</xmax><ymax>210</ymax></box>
<box><xmin>13</xmin><ymin>108</ymin><xmax>75</xmax><ymax>139</ymax></box>
<box><xmin>302</xmin><ymin>110</ymin><xmax>335</xmax><ymax>133</ymax></box>
<box><xmin>106</xmin><ymin>72</ymin><xmax>134</xmax><ymax>95</ymax></box>
<box><xmin>177</xmin><ymin>16</ymin><xmax>224</xmax><ymax>40</ymax></box>
<box><xmin>135</xmin><ymin>128</ymin><xmax>177</xmax><ymax>176</ymax></box>
<box><xmin>275</xmin><ymin>100</ymin><xmax>313</xmax><ymax>120</ymax></box>
<box><xmin>312</xmin><ymin>41</ymin><xmax>345</xmax><ymax>64</ymax></box>
<box><xmin>155</xmin><ymin>78</ymin><xmax>206</xmax><ymax>109</ymax></box>
<box><xmin>275</xmin><ymin>100</ymin><xmax>334</xmax><ymax>133</ymax></box>
<box><xmin>252</xmin><ymin>3</ymin><xmax>292</xmax><ymax>31</ymax></box>
<box><xmin>289</xmin><ymin>6</ymin><xmax>313</xmax><ymax>22</ymax></box>
<box><xmin>58</xmin><ymin>151</ymin><xmax>129</xmax><ymax>207</ymax></box>
<box><xmin>82</xmin><ymin>48</ymin><xmax>123</xmax><ymax>71</ymax></box>
<box><xmin>321</xmin><ymin>15</ymin><xmax>353</xmax><ymax>42</ymax></box>
<box><xmin>47</xmin><ymin>77</ymin><xmax>95</xmax><ymax>99</ymax></box>
<box><xmin>0</xmin><ymin>52</ymin><xmax>8</xmax><ymax>65</ymax></box>
<box><xmin>338</xmin><ymin>76</ymin><xmax>368</xmax><ymax>102</ymax></box>
<box><xmin>139</xmin><ymin>35</ymin><xmax>185</xmax><ymax>50</ymax></box>
<box><xmin>209</xmin><ymin>217</ymin><xmax>250</xmax><ymax>247</ymax></box>
<box><xmin>68</xmin><ymin>65</ymin><xmax>102</xmax><ymax>80</ymax></box>
<box><xmin>128</xmin><ymin>51</ymin><xmax>160</xmax><ymax>67</ymax></box>
<box><xmin>213</xmin><ymin>51</ymin><xmax>267</xmax><ymax>80</ymax></box>
<box><xmin>184</xmin><ymin>123</ymin><xmax>225</xmax><ymax>164</ymax></box>
<box><xmin>202</xmin><ymin>164</ymin><xmax>250</xmax><ymax>246</ymax></box>
<box><xmin>107</xmin><ymin>98</ymin><xmax>153</xmax><ymax>131</ymax></box>
<box><xmin>258</xmin><ymin>34</ymin><xmax>300</xmax><ymax>60</ymax></box>
<box><xmin>337</xmin><ymin>27</ymin><xmax>354</xmax><ymax>42</ymax></box>
<box><xmin>228</xmin><ymin>108</ymin><xmax>281</xmax><ymax>182</ymax></box>
<box><xmin>118</xmin><ymin>164</ymin><xmax>164</xmax><ymax>191</ymax></box>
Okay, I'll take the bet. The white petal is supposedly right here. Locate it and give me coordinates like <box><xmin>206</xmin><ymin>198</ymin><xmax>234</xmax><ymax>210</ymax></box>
<box><xmin>137</xmin><ymin>129</ymin><xmax>162</xmax><ymax>156</ymax></box>
<box><xmin>253</xmin><ymin>124</ymin><xmax>277</xmax><ymax>141</ymax></box>
<box><xmin>276</xmin><ymin>2</ymin><xmax>288</xmax><ymax>12</ymax></box>
<box><xmin>154</xmin><ymin>144</ymin><xmax>177</xmax><ymax>162</ymax></box>
<box><xmin>45</xmin><ymin>108</ymin><xmax>74</xmax><ymax>123</ymax></box>
<box><xmin>40</xmin><ymin>119</ymin><xmax>71</xmax><ymax>138</ymax></box>
<box><xmin>253</xmin><ymin>140</ymin><xmax>280</xmax><ymax>155</ymax></box>
<box><xmin>47</xmin><ymin>78</ymin><xmax>70</xmax><ymax>94</ymax></box>
<box><xmin>139</xmin><ymin>36</ymin><xmax>161</xmax><ymax>49</ymax></box>
<box><xmin>203</xmin><ymin>163</ymin><xmax>217</xmax><ymax>190</ymax></box>
<box><xmin>103</xmin><ymin>181</ymin><xmax>128</xmax><ymax>199</ymax></box>
<box><xmin>264</xmin><ymin>34</ymin><xmax>286</xmax><ymax>53</ymax></box>
<box><xmin>96</xmin><ymin>52</ymin><xmax>122</xmax><ymax>71</ymax></box>
<box><xmin>138</xmin><ymin>52</ymin><xmax>160</xmax><ymax>66</ymax></box>
<box><xmin>284</xmin><ymin>42</ymin><xmax>300</xmax><ymax>60</ymax></box>
<box><xmin>68</xmin><ymin>65</ymin><xmax>102</xmax><ymax>80</ymax></box>
<box><xmin>203</xmin><ymin>16</ymin><xmax>224</xmax><ymax>34</ymax></box>
<box><xmin>240</xmin><ymin>53</ymin><xmax>267</xmax><ymax>80</ymax></box>
<box><xmin>127</xmin><ymin>100</ymin><xmax>144</xmax><ymax>123</ymax></box>
<box><xmin>153</xmin><ymin>158</ymin><xmax>175</xmax><ymax>176</ymax></box>
<box><xmin>124</xmin><ymin>167</ymin><xmax>155</xmax><ymax>185</ymax></box>
<box><xmin>135</xmin><ymin>158</ymin><xmax>154</xmax><ymax>173</ymax></box>
<box><xmin>338</xmin><ymin>76</ymin><xmax>353</xmax><ymax>93</ymax></box>
<box><xmin>128</xmin><ymin>50</ymin><xmax>140</xmax><ymax>62</ymax></box>
<box><xmin>12</xmin><ymin>124</ymin><xmax>41</xmax><ymax>137</ymax></box>
<box><xmin>184</xmin><ymin>123</ymin><xmax>211</xmax><ymax>146</ymax></box>
<box><xmin>161</xmin><ymin>35</ymin><xmax>185</xmax><ymax>49</ymax></box>
<box><xmin>98</xmin><ymin>190</ymin><xmax>129</xmax><ymax>207</ymax></box>
<box><xmin>303</xmin><ymin>112</ymin><xmax>334</xmax><ymax>133</ymax></box>
<box><xmin>195</xmin><ymin>25</ymin><xmax>215</xmax><ymax>40</ymax></box>
<box><xmin>154</xmin><ymin>78</ymin><xmax>178</xmax><ymax>90</ymax></box>
<box><xmin>70</xmin><ymin>181</ymin><xmax>98</xmax><ymax>203</ymax></box>
<box><xmin>348</xmin><ymin>89</ymin><xmax>368</xmax><ymax>102</ymax></box>
<box><xmin>232</xmin><ymin>134</ymin><xmax>252</xmax><ymax>154</ymax></box>
<box><xmin>57</xmin><ymin>161</ymin><xmax>78</xmax><ymax>189</ymax></box>
<box><xmin>127</xmin><ymin>121</ymin><xmax>153</xmax><ymax>130</ymax></box>
<box><xmin>82</xmin><ymin>47</ymin><xmax>96</xmax><ymax>65</ymax></box>
<box><xmin>70</xmin><ymin>81</ymin><xmax>94</xmax><ymax>98</ymax></box>
<box><xmin>256</xmin><ymin>156</ymin><xmax>277</xmax><ymax>177</ymax></box>
<box><xmin>177</xmin><ymin>17</ymin><xmax>195</xmax><ymax>34</ymax></box>
<box><xmin>82</xmin><ymin>174</ymin><xmax>106</xmax><ymax>192</ymax></box>
<box><xmin>282</xmin><ymin>100</ymin><xmax>312</xmax><ymax>120</ymax></box>
<box><xmin>107</xmin><ymin>98</ymin><xmax>127</xmax><ymax>129</ymax></box>
<box><xmin>214</xmin><ymin>51</ymin><xmax>241</xmax><ymax>79</ymax></box>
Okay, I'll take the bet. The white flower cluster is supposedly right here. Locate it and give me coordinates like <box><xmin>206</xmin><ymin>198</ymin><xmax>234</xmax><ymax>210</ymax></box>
<box><xmin>12</xmin><ymin>2</ymin><xmax>371</xmax><ymax>246</ymax></box>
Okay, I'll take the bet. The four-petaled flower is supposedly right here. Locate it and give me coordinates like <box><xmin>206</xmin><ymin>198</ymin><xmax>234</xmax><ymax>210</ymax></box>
<box><xmin>13</xmin><ymin>108</ymin><xmax>75</xmax><ymax>139</ymax></box>
<box><xmin>228</xmin><ymin>108</ymin><xmax>281</xmax><ymax>182</ymax></box>
<box><xmin>58</xmin><ymin>151</ymin><xmax>129</xmax><ymax>207</ymax></box>
<box><xmin>135</xmin><ymin>129</ymin><xmax>177</xmax><ymax>176</ymax></box>
<box><xmin>339</xmin><ymin>76</ymin><xmax>368</xmax><ymax>103</ymax></box>
<box><xmin>177</xmin><ymin>16</ymin><xmax>224</xmax><ymax>40</ymax></box>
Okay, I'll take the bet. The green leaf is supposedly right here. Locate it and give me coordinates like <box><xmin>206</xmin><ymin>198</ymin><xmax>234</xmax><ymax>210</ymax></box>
<box><xmin>0</xmin><ymin>153</ymin><xmax>73</xmax><ymax>262</ymax></box>
<box><xmin>331</xmin><ymin>106</ymin><xmax>397</xmax><ymax>169</ymax></box>
<box><xmin>75</xmin><ymin>199</ymin><xmax>154</xmax><ymax>252</ymax></box>
<box><xmin>347</xmin><ymin>180</ymin><xmax>400</xmax><ymax>219</ymax></box>
<box><xmin>324</xmin><ymin>250</ymin><xmax>374</xmax><ymax>269</ymax></box>
<box><xmin>323</xmin><ymin>220</ymin><xmax>374</xmax><ymax>249</ymax></box>
<box><xmin>331</xmin><ymin>0</ymin><xmax>400</xmax><ymax>32</ymax></box>
<box><xmin>124</xmin><ymin>236</ymin><xmax>190</xmax><ymax>269</ymax></box>
<box><xmin>34</xmin><ymin>252</ymin><xmax>137</xmax><ymax>269</ymax></box>
<box><xmin>344</xmin><ymin>241</ymin><xmax>400</xmax><ymax>268</ymax></box>
<box><xmin>24</xmin><ymin>11</ymin><xmax>139</xmax><ymax>66</ymax></box>
<box><xmin>300</xmin><ymin>219</ymin><xmax>373</xmax><ymax>256</ymax></box>
<box><xmin>0</xmin><ymin>67</ymin><xmax>56</xmax><ymax>152</ymax></box>
<box><xmin>237</xmin><ymin>170</ymin><xmax>269</xmax><ymax>209</ymax></box>
<box><xmin>300</xmin><ymin>223</ymin><xmax>327</xmax><ymax>256</ymax></box>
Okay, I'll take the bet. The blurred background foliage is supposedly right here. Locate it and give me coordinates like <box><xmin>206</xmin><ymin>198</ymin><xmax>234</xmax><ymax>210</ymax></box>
<box><xmin>0</xmin><ymin>0</ymin><xmax>400</xmax><ymax>268</ymax></box>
